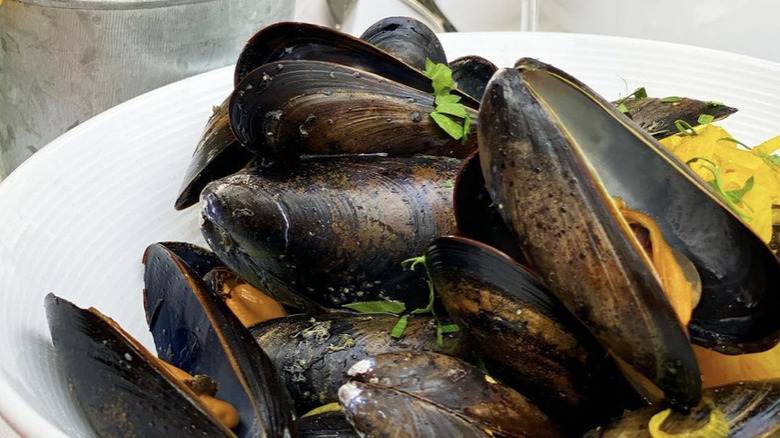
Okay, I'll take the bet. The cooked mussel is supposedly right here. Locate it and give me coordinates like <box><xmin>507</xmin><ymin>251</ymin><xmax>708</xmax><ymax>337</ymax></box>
<box><xmin>614</xmin><ymin>95</ymin><xmax>738</xmax><ymax>139</ymax></box>
<box><xmin>250</xmin><ymin>312</ymin><xmax>465</xmax><ymax>415</ymax></box>
<box><xmin>234</xmin><ymin>22</ymin><xmax>477</xmax><ymax>105</ymax></box>
<box><xmin>142</xmin><ymin>242</ymin><xmax>297</xmax><ymax>437</ymax></box>
<box><xmin>506</xmin><ymin>58</ymin><xmax>780</xmax><ymax>356</ymax></box>
<box><xmin>339</xmin><ymin>350</ymin><xmax>563</xmax><ymax>437</ymax></box>
<box><xmin>426</xmin><ymin>236</ymin><xmax>641</xmax><ymax>432</ymax></box>
<box><xmin>175</xmin><ymin>98</ymin><xmax>255</xmax><ymax>210</ymax></box>
<box><xmin>449</xmin><ymin>55</ymin><xmax>497</xmax><ymax>101</ymax></box>
<box><xmin>46</xmin><ymin>294</ymin><xmax>236</xmax><ymax>437</ymax></box>
<box><xmin>587</xmin><ymin>380</ymin><xmax>780</xmax><ymax>437</ymax></box>
<box><xmin>360</xmin><ymin>16</ymin><xmax>447</xmax><ymax>71</ymax></box>
<box><xmin>200</xmin><ymin>155</ymin><xmax>460</xmax><ymax>311</ymax></box>
<box><xmin>479</xmin><ymin>62</ymin><xmax>703</xmax><ymax>409</ymax></box>
<box><xmin>230</xmin><ymin>60</ymin><xmax>478</xmax><ymax>163</ymax></box>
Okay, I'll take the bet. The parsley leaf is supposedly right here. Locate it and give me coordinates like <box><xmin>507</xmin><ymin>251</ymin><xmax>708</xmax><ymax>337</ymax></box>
<box><xmin>675</xmin><ymin>119</ymin><xmax>697</xmax><ymax>136</ymax></box>
<box><xmin>424</xmin><ymin>59</ymin><xmax>472</xmax><ymax>143</ymax></box>
<box><xmin>391</xmin><ymin>315</ymin><xmax>409</xmax><ymax>339</ymax></box>
<box><xmin>343</xmin><ymin>300</ymin><xmax>406</xmax><ymax>314</ymax></box>
<box><xmin>661</xmin><ymin>96</ymin><xmax>681</xmax><ymax>103</ymax></box>
<box><xmin>697</xmin><ymin>114</ymin><xmax>715</xmax><ymax>125</ymax></box>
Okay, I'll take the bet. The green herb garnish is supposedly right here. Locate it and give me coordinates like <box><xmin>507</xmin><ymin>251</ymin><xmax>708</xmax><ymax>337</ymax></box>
<box><xmin>342</xmin><ymin>300</ymin><xmax>406</xmax><ymax>314</ymax></box>
<box><xmin>425</xmin><ymin>59</ymin><xmax>472</xmax><ymax>143</ymax></box>
<box><xmin>718</xmin><ymin>137</ymin><xmax>749</xmax><ymax>148</ymax></box>
<box><xmin>391</xmin><ymin>315</ymin><xmax>409</xmax><ymax>339</ymax></box>
<box><xmin>698</xmin><ymin>114</ymin><xmax>715</xmax><ymax>125</ymax></box>
<box><xmin>675</xmin><ymin>119</ymin><xmax>698</xmax><ymax>136</ymax></box>
<box><xmin>706</xmin><ymin>100</ymin><xmax>726</xmax><ymax>107</ymax></box>
<box><xmin>661</xmin><ymin>96</ymin><xmax>681</xmax><ymax>103</ymax></box>
<box><xmin>686</xmin><ymin>157</ymin><xmax>754</xmax><ymax>221</ymax></box>
<box><xmin>443</xmin><ymin>179</ymin><xmax>454</xmax><ymax>188</ymax></box>
<box><xmin>614</xmin><ymin>87</ymin><xmax>648</xmax><ymax>114</ymax></box>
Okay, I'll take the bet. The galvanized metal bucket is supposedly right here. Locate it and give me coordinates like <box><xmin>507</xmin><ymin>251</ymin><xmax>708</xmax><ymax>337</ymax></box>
<box><xmin>0</xmin><ymin>0</ymin><xmax>294</xmax><ymax>180</ymax></box>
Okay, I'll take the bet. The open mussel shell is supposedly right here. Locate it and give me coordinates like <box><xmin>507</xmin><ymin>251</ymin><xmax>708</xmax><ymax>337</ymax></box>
<box><xmin>588</xmin><ymin>380</ymin><xmax>780</xmax><ymax>437</ymax></box>
<box><xmin>230</xmin><ymin>60</ymin><xmax>478</xmax><ymax>163</ymax></box>
<box><xmin>143</xmin><ymin>242</ymin><xmax>297</xmax><ymax>438</ymax></box>
<box><xmin>426</xmin><ymin>236</ymin><xmax>641</xmax><ymax>431</ymax></box>
<box><xmin>507</xmin><ymin>58</ymin><xmax>780</xmax><ymax>355</ymax></box>
<box><xmin>46</xmin><ymin>293</ymin><xmax>238</xmax><ymax>437</ymax></box>
<box><xmin>339</xmin><ymin>350</ymin><xmax>563</xmax><ymax>437</ymax></box>
<box><xmin>175</xmin><ymin>97</ymin><xmax>256</xmax><ymax>210</ymax></box>
<box><xmin>359</xmin><ymin>16</ymin><xmax>447</xmax><ymax>71</ymax></box>
<box><xmin>449</xmin><ymin>55</ymin><xmax>497</xmax><ymax>101</ymax></box>
<box><xmin>233</xmin><ymin>22</ymin><xmax>477</xmax><ymax>110</ymax></box>
<box><xmin>454</xmin><ymin>151</ymin><xmax>527</xmax><ymax>263</ymax></box>
<box><xmin>200</xmin><ymin>155</ymin><xmax>460</xmax><ymax>311</ymax></box>
<box><xmin>614</xmin><ymin>96</ymin><xmax>738</xmax><ymax>139</ymax></box>
<box><xmin>250</xmin><ymin>312</ymin><xmax>465</xmax><ymax>415</ymax></box>
<box><xmin>479</xmin><ymin>63</ymin><xmax>706</xmax><ymax>409</ymax></box>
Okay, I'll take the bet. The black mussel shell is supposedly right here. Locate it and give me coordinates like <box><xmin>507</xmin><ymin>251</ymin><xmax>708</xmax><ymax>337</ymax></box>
<box><xmin>298</xmin><ymin>410</ymin><xmax>357</xmax><ymax>438</ymax></box>
<box><xmin>453</xmin><ymin>151</ymin><xmax>527</xmax><ymax>263</ymax></box>
<box><xmin>200</xmin><ymin>155</ymin><xmax>460</xmax><ymax>311</ymax></box>
<box><xmin>480</xmin><ymin>64</ymin><xmax>702</xmax><ymax>409</ymax></box>
<box><xmin>360</xmin><ymin>17</ymin><xmax>447</xmax><ymax>71</ymax></box>
<box><xmin>46</xmin><ymin>294</ymin><xmax>235</xmax><ymax>437</ymax></box>
<box><xmin>150</xmin><ymin>241</ymin><xmax>224</xmax><ymax>277</ymax></box>
<box><xmin>426</xmin><ymin>236</ymin><xmax>641</xmax><ymax>432</ymax></box>
<box><xmin>143</xmin><ymin>242</ymin><xmax>297</xmax><ymax>438</ymax></box>
<box><xmin>510</xmin><ymin>58</ymin><xmax>780</xmax><ymax>356</ymax></box>
<box><xmin>588</xmin><ymin>380</ymin><xmax>780</xmax><ymax>437</ymax></box>
<box><xmin>449</xmin><ymin>55</ymin><xmax>497</xmax><ymax>101</ymax></box>
<box><xmin>233</xmin><ymin>22</ymin><xmax>477</xmax><ymax>109</ymax></box>
<box><xmin>175</xmin><ymin>97</ymin><xmax>256</xmax><ymax>210</ymax></box>
<box><xmin>339</xmin><ymin>350</ymin><xmax>563</xmax><ymax>437</ymax></box>
<box><xmin>230</xmin><ymin>60</ymin><xmax>477</xmax><ymax>163</ymax></box>
<box><xmin>616</xmin><ymin>96</ymin><xmax>738</xmax><ymax>139</ymax></box>
<box><xmin>250</xmin><ymin>312</ymin><xmax>465</xmax><ymax>415</ymax></box>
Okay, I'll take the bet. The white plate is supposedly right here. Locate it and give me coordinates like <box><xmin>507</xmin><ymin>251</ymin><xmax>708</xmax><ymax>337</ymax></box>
<box><xmin>1</xmin><ymin>32</ymin><xmax>780</xmax><ymax>437</ymax></box>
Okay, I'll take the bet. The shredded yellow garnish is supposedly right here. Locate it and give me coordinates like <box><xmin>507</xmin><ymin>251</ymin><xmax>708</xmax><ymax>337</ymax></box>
<box><xmin>648</xmin><ymin>399</ymin><xmax>728</xmax><ymax>438</ymax></box>
<box><xmin>659</xmin><ymin>124</ymin><xmax>780</xmax><ymax>243</ymax></box>
<box><xmin>301</xmin><ymin>402</ymin><xmax>342</xmax><ymax>418</ymax></box>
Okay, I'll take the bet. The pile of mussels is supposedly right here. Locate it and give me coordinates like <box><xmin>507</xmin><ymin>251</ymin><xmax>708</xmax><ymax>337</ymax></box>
<box><xmin>46</xmin><ymin>18</ymin><xmax>780</xmax><ymax>437</ymax></box>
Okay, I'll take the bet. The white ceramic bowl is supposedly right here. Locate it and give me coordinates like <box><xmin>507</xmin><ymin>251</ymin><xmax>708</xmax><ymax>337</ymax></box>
<box><xmin>1</xmin><ymin>32</ymin><xmax>780</xmax><ymax>437</ymax></box>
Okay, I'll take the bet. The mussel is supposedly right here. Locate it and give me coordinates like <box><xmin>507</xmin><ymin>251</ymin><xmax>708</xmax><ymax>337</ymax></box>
<box><xmin>360</xmin><ymin>16</ymin><xmax>447</xmax><ymax>71</ymax></box>
<box><xmin>479</xmin><ymin>61</ymin><xmax>703</xmax><ymax>409</ymax></box>
<box><xmin>230</xmin><ymin>59</ymin><xmax>478</xmax><ymax>163</ymax></box>
<box><xmin>339</xmin><ymin>351</ymin><xmax>562</xmax><ymax>437</ymax></box>
<box><xmin>200</xmin><ymin>155</ymin><xmax>460</xmax><ymax>311</ymax></box>
<box><xmin>250</xmin><ymin>312</ymin><xmax>465</xmax><ymax>415</ymax></box>
<box><xmin>478</xmin><ymin>58</ymin><xmax>780</xmax><ymax>408</ymax></box>
<box><xmin>426</xmin><ymin>236</ymin><xmax>641</xmax><ymax>432</ymax></box>
<box><xmin>449</xmin><ymin>55</ymin><xmax>498</xmax><ymax>101</ymax></box>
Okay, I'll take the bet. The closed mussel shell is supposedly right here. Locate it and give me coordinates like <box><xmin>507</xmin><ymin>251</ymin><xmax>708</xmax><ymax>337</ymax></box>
<box><xmin>175</xmin><ymin>97</ymin><xmax>255</xmax><ymax>210</ymax></box>
<box><xmin>479</xmin><ymin>63</ymin><xmax>702</xmax><ymax>409</ymax></box>
<box><xmin>426</xmin><ymin>236</ymin><xmax>640</xmax><ymax>432</ymax></box>
<box><xmin>340</xmin><ymin>350</ymin><xmax>563</xmax><ymax>438</ymax></box>
<box><xmin>230</xmin><ymin>60</ymin><xmax>477</xmax><ymax>163</ymax></box>
<box><xmin>588</xmin><ymin>380</ymin><xmax>780</xmax><ymax>438</ymax></box>
<box><xmin>614</xmin><ymin>96</ymin><xmax>737</xmax><ymax>139</ymax></box>
<box><xmin>45</xmin><ymin>294</ymin><xmax>235</xmax><ymax>437</ymax></box>
<box><xmin>297</xmin><ymin>410</ymin><xmax>357</xmax><ymax>438</ymax></box>
<box><xmin>360</xmin><ymin>16</ymin><xmax>447</xmax><ymax>71</ymax></box>
<box><xmin>143</xmin><ymin>242</ymin><xmax>297</xmax><ymax>438</ymax></box>
<box><xmin>449</xmin><ymin>55</ymin><xmax>497</xmax><ymax>101</ymax></box>
<box><xmin>200</xmin><ymin>155</ymin><xmax>460</xmax><ymax>311</ymax></box>
<box><xmin>233</xmin><ymin>22</ymin><xmax>478</xmax><ymax>107</ymax></box>
<box><xmin>250</xmin><ymin>312</ymin><xmax>465</xmax><ymax>415</ymax></box>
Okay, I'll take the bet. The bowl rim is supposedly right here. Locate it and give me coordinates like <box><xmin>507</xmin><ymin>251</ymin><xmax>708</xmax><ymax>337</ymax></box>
<box><xmin>9</xmin><ymin>0</ymin><xmax>217</xmax><ymax>11</ymax></box>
